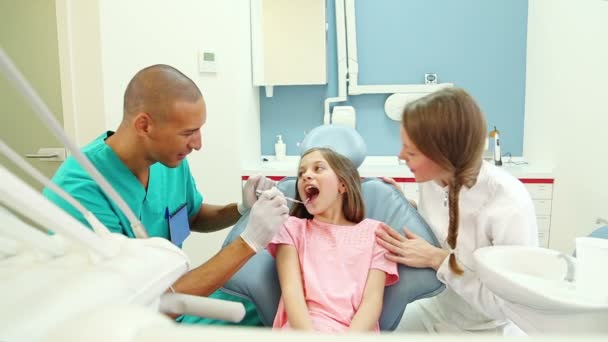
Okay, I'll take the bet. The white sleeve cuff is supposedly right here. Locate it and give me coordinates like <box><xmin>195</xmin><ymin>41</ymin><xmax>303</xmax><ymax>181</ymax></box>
<box><xmin>436</xmin><ymin>253</ymin><xmax>452</xmax><ymax>285</ymax></box>
<box><xmin>236</xmin><ymin>202</ymin><xmax>249</xmax><ymax>215</ymax></box>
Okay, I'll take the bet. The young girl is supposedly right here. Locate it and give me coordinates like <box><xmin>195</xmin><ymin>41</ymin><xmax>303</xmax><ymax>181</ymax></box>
<box><xmin>267</xmin><ymin>147</ymin><xmax>399</xmax><ymax>333</ymax></box>
<box><xmin>377</xmin><ymin>87</ymin><xmax>537</xmax><ymax>334</ymax></box>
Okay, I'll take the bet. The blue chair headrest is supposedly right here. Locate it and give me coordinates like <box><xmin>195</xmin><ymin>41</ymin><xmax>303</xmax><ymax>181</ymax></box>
<box><xmin>221</xmin><ymin>177</ymin><xmax>445</xmax><ymax>330</ymax></box>
<box><xmin>299</xmin><ymin>125</ymin><xmax>367</xmax><ymax>168</ymax></box>
<box><xmin>589</xmin><ymin>225</ymin><xmax>608</xmax><ymax>239</ymax></box>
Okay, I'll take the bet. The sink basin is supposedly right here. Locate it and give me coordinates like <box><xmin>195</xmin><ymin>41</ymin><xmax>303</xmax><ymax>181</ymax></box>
<box><xmin>474</xmin><ymin>245</ymin><xmax>608</xmax><ymax>334</ymax></box>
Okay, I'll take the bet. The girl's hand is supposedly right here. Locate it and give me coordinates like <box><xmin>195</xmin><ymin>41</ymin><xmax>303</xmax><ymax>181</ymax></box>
<box><xmin>375</xmin><ymin>224</ymin><xmax>448</xmax><ymax>270</ymax></box>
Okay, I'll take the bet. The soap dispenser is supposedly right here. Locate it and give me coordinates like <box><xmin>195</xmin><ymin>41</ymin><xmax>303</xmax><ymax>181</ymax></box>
<box><xmin>275</xmin><ymin>135</ymin><xmax>286</xmax><ymax>161</ymax></box>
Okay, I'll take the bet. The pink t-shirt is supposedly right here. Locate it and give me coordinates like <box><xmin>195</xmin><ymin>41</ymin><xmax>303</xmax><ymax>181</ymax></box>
<box><xmin>267</xmin><ymin>216</ymin><xmax>399</xmax><ymax>333</ymax></box>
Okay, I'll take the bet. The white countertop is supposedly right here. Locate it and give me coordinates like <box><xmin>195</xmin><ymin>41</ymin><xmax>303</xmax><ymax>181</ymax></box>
<box><xmin>242</xmin><ymin>156</ymin><xmax>555</xmax><ymax>180</ymax></box>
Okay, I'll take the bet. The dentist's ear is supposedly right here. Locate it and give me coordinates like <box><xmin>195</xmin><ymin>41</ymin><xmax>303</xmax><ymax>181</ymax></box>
<box><xmin>133</xmin><ymin>112</ymin><xmax>152</xmax><ymax>135</ymax></box>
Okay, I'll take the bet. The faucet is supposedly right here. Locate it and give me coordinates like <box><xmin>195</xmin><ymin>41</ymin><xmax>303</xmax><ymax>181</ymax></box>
<box><xmin>557</xmin><ymin>253</ymin><xmax>576</xmax><ymax>282</ymax></box>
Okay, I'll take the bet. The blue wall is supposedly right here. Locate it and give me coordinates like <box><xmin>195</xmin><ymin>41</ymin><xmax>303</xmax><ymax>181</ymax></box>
<box><xmin>260</xmin><ymin>0</ymin><xmax>528</xmax><ymax>156</ymax></box>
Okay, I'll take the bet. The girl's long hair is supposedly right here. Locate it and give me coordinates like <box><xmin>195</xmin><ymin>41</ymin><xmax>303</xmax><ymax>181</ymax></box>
<box><xmin>290</xmin><ymin>147</ymin><xmax>365</xmax><ymax>223</ymax></box>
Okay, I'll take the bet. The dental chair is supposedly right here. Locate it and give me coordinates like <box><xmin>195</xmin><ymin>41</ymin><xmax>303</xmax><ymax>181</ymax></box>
<box><xmin>588</xmin><ymin>225</ymin><xmax>608</xmax><ymax>240</ymax></box>
<box><xmin>221</xmin><ymin>125</ymin><xmax>445</xmax><ymax>331</ymax></box>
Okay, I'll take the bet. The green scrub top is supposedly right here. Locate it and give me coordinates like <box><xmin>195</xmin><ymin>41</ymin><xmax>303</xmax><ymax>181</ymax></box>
<box><xmin>43</xmin><ymin>131</ymin><xmax>202</xmax><ymax>238</ymax></box>
<box><xmin>43</xmin><ymin>131</ymin><xmax>262</xmax><ymax>327</ymax></box>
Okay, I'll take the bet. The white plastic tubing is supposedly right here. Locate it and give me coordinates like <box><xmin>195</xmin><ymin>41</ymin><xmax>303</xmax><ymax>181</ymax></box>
<box><xmin>0</xmin><ymin>165</ymin><xmax>119</xmax><ymax>258</ymax></box>
<box><xmin>0</xmin><ymin>47</ymin><xmax>148</xmax><ymax>239</ymax></box>
<box><xmin>323</xmin><ymin>0</ymin><xmax>348</xmax><ymax>124</ymax></box>
<box><xmin>0</xmin><ymin>139</ymin><xmax>111</xmax><ymax>236</ymax></box>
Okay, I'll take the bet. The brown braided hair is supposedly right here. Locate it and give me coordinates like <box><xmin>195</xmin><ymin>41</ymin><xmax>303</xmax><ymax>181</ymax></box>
<box><xmin>401</xmin><ymin>87</ymin><xmax>487</xmax><ymax>275</ymax></box>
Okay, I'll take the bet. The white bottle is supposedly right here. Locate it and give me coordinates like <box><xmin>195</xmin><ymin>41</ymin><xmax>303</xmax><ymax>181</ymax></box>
<box><xmin>494</xmin><ymin>131</ymin><xmax>503</xmax><ymax>166</ymax></box>
<box><xmin>275</xmin><ymin>135</ymin><xmax>286</xmax><ymax>161</ymax></box>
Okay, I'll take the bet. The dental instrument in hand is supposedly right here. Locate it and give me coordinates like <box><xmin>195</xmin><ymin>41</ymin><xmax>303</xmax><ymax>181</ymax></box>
<box><xmin>255</xmin><ymin>189</ymin><xmax>308</xmax><ymax>204</ymax></box>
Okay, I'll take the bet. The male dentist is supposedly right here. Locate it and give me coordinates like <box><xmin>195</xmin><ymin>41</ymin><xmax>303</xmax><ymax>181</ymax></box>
<box><xmin>44</xmin><ymin>64</ymin><xmax>288</xmax><ymax>325</ymax></box>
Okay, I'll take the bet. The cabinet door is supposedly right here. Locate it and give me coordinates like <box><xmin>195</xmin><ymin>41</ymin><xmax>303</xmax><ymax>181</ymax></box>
<box><xmin>536</xmin><ymin>215</ymin><xmax>551</xmax><ymax>232</ymax></box>
<box><xmin>524</xmin><ymin>183</ymin><xmax>553</xmax><ymax>200</ymax></box>
<box><xmin>538</xmin><ymin>230</ymin><xmax>550</xmax><ymax>248</ymax></box>
<box><xmin>533</xmin><ymin>199</ymin><xmax>552</xmax><ymax>216</ymax></box>
<box><xmin>251</xmin><ymin>0</ymin><xmax>327</xmax><ymax>86</ymax></box>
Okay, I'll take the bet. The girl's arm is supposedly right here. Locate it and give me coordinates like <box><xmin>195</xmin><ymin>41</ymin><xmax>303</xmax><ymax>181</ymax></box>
<box><xmin>349</xmin><ymin>269</ymin><xmax>386</xmax><ymax>332</ymax></box>
<box><xmin>276</xmin><ymin>244</ymin><xmax>313</xmax><ymax>330</ymax></box>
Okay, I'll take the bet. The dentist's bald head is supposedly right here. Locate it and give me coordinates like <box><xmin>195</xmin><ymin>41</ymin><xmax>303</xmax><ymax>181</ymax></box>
<box><xmin>122</xmin><ymin>64</ymin><xmax>203</xmax><ymax>122</ymax></box>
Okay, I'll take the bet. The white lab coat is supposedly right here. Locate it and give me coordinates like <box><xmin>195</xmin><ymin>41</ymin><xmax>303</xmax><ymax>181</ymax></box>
<box><xmin>401</xmin><ymin>161</ymin><xmax>538</xmax><ymax>333</ymax></box>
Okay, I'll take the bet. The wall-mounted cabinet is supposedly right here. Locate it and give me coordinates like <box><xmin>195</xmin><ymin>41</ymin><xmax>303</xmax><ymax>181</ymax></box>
<box><xmin>251</xmin><ymin>0</ymin><xmax>327</xmax><ymax>96</ymax></box>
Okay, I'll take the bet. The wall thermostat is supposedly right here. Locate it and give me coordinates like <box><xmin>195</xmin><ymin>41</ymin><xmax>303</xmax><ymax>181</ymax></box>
<box><xmin>424</xmin><ymin>73</ymin><xmax>438</xmax><ymax>84</ymax></box>
<box><xmin>198</xmin><ymin>50</ymin><xmax>217</xmax><ymax>73</ymax></box>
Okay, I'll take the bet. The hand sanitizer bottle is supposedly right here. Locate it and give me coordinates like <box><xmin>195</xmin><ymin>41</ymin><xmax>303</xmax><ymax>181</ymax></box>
<box><xmin>275</xmin><ymin>135</ymin><xmax>286</xmax><ymax>161</ymax></box>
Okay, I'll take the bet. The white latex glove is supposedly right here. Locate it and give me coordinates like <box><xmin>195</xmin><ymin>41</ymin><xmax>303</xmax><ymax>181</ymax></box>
<box><xmin>238</xmin><ymin>174</ymin><xmax>276</xmax><ymax>214</ymax></box>
<box><xmin>240</xmin><ymin>187</ymin><xmax>289</xmax><ymax>252</ymax></box>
